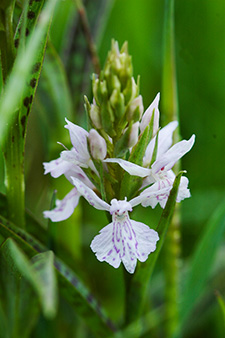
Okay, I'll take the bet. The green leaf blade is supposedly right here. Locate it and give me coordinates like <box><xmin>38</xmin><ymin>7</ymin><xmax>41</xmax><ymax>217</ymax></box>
<box><xmin>0</xmin><ymin>215</ymin><xmax>115</xmax><ymax>336</ymax></box>
<box><xmin>31</xmin><ymin>251</ymin><xmax>58</xmax><ymax>319</ymax></box>
<box><xmin>176</xmin><ymin>200</ymin><xmax>225</xmax><ymax>336</ymax></box>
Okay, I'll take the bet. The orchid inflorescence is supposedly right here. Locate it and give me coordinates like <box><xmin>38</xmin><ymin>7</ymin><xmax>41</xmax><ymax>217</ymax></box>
<box><xmin>43</xmin><ymin>41</ymin><xmax>195</xmax><ymax>273</ymax></box>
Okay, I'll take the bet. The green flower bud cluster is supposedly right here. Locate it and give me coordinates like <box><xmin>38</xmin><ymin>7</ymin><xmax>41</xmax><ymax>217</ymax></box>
<box><xmin>85</xmin><ymin>40</ymin><xmax>143</xmax><ymax>147</ymax></box>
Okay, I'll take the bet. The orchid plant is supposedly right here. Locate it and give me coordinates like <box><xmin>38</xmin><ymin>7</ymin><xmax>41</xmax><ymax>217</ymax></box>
<box><xmin>43</xmin><ymin>41</ymin><xmax>195</xmax><ymax>274</ymax></box>
<box><xmin>0</xmin><ymin>2</ymin><xmax>224</xmax><ymax>338</ymax></box>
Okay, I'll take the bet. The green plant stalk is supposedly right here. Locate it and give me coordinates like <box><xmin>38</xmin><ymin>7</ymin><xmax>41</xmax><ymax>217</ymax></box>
<box><xmin>4</xmin><ymin>121</ymin><xmax>26</xmax><ymax>229</ymax></box>
<box><xmin>0</xmin><ymin>3</ymin><xmax>26</xmax><ymax>228</ymax></box>
<box><xmin>74</xmin><ymin>0</ymin><xmax>101</xmax><ymax>74</ymax></box>
<box><xmin>1</xmin><ymin>0</ymin><xmax>57</xmax><ymax>230</ymax></box>
<box><xmin>0</xmin><ymin>2</ymin><xmax>15</xmax><ymax>83</ymax></box>
<box><xmin>161</xmin><ymin>0</ymin><xmax>181</xmax><ymax>336</ymax></box>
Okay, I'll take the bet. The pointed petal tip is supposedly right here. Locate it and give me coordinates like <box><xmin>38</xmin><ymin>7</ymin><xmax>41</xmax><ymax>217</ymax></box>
<box><xmin>155</xmin><ymin>92</ymin><xmax>160</xmax><ymax>102</ymax></box>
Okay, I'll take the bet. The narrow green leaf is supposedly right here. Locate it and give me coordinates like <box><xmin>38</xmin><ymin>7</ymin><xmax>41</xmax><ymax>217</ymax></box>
<box><xmin>0</xmin><ymin>298</ymin><xmax>7</xmax><ymax>338</ymax></box>
<box><xmin>0</xmin><ymin>192</ymin><xmax>47</xmax><ymax>244</ymax></box>
<box><xmin>14</xmin><ymin>0</ymin><xmax>45</xmax><ymax>44</ymax></box>
<box><xmin>124</xmin><ymin>171</ymin><xmax>184</xmax><ymax>324</ymax></box>
<box><xmin>0</xmin><ymin>238</ymin><xmax>40</xmax><ymax>338</ymax></box>
<box><xmin>215</xmin><ymin>291</ymin><xmax>225</xmax><ymax>325</ymax></box>
<box><xmin>47</xmin><ymin>190</ymin><xmax>57</xmax><ymax>251</ymax></box>
<box><xmin>0</xmin><ymin>0</ymin><xmax>58</xmax><ymax>146</ymax></box>
<box><xmin>0</xmin><ymin>238</ymin><xmax>57</xmax><ymax>319</ymax></box>
<box><xmin>114</xmin><ymin>306</ymin><xmax>163</xmax><ymax>338</ymax></box>
<box><xmin>0</xmin><ymin>215</ymin><xmax>115</xmax><ymax>336</ymax></box>
<box><xmin>41</xmin><ymin>43</ymin><xmax>73</xmax><ymax>125</ymax></box>
<box><xmin>175</xmin><ymin>200</ymin><xmax>225</xmax><ymax>336</ymax></box>
<box><xmin>31</xmin><ymin>251</ymin><xmax>58</xmax><ymax>319</ymax></box>
<box><xmin>16</xmin><ymin>0</ymin><xmax>54</xmax><ymax>140</ymax></box>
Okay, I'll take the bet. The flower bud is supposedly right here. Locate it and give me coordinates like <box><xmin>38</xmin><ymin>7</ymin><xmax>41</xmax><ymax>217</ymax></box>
<box><xmin>88</xmin><ymin>129</ymin><xmax>107</xmax><ymax>160</ymax></box>
<box><xmin>84</xmin><ymin>96</ymin><xmax>101</xmax><ymax>129</ymax></box>
<box><xmin>123</xmin><ymin>77</ymin><xmax>139</xmax><ymax>105</ymax></box>
<box><xmin>99</xmin><ymin>80</ymin><xmax>108</xmax><ymax>100</ymax></box>
<box><xmin>128</xmin><ymin>122</ymin><xmax>139</xmax><ymax>148</ymax></box>
<box><xmin>140</xmin><ymin>93</ymin><xmax>160</xmax><ymax>135</ymax></box>
<box><xmin>126</xmin><ymin>95</ymin><xmax>144</xmax><ymax>122</ymax></box>
<box><xmin>110</xmin><ymin>89</ymin><xmax>125</xmax><ymax>121</ymax></box>
<box><xmin>90</xmin><ymin>103</ymin><xmax>101</xmax><ymax>129</ymax></box>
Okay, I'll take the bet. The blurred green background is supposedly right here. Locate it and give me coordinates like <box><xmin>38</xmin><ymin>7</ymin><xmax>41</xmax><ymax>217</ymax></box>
<box><xmin>1</xmin><ymin>0</ymin><xmax>224</xmax><ymax>337</ymax></box>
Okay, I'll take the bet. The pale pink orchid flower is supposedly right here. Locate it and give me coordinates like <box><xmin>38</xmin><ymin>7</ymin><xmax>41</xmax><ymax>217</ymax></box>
<box><xmin>43</xmin><ymin>119</ymin><xmax>103</xmax><ymax>221</ymax></box>
<box><xmin>71</xmin><ymin>177</ymin><xmax>159</xmax><ymax>274</ymax></box>
<box><xmin>104</xmin><ymin>122</ymin><xmax>195</xmax><ymax>209</ymax></box>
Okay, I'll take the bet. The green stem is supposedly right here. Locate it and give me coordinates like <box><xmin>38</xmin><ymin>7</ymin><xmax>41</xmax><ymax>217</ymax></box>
<box><xmin>0</xmin><ymin>2</ymin><xmax>15</xmax><ymax>82</ymax></box>
<box><xmin>1</xmin><ymin>3</ymin><xmax>26</xmax><ymax>229</ymax></box>
<box><xmin>4</xmin><ymin>120</ymin><xmax>26</xmax><ymax>228</ymax></box>
<box><xmin>74</xmin><ymin>0</ymin><xmax>101</xmax><ymax>74</ymax></box>
<box><xmin>161</xmin><ymin>0</ymin><xmax>179</xmax><ymax>128</ymax></box>
<box><xmin>161</xmin><ymin>0</ymin><xmax>181</xmax><ymax>336</ymax></box>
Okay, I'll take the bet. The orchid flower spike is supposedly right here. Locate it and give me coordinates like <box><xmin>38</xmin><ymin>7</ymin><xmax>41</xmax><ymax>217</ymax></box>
<box><xmin>104</xmin><ymin>124</ymin><xmax>195</xmax><ymax>209</ymax></box>
<box><xmin>71</xmin><ymin>177</ymin><xmax>159</xmax><ymax>274</ymax></box>
<box><xmin>43</xmin><ymin>119</ymin><xmax>98</xmax><ymax>222</ymax></box>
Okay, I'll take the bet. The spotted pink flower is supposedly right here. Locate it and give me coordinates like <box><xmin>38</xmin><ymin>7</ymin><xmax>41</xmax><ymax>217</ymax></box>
<box><xmin>104</xmin><ymin>122</ymin><xmax>195</xmax><ymax>208</ymax></box>
<box><xmin>72</xmin><ymin>177</ymin><xmax>159</xmax><ymax>274</ymax></box>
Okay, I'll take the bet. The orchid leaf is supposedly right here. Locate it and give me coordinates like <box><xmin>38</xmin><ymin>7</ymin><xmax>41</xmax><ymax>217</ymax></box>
<box><xmin>41</xmin><ymin>43</ymin><xmax>73</xmax><ymax>128</ymax></box>
<box><xmin>0</xmin><ymin>238</ymin><xmax>40</xmax><ymax>338</ymax></box>
<box><xmin>15</xmin><ymin>0</ymin><xmax>53</xmax><ymax>140</ymax></box>
<box><xmin>215</xmin><ymin>291</ymin><xmax>225</xmax><ymax>325</ymax></box>
<box><xmin>175</xmin><ymin>199</ymin><xmax>225</xmax><ymax>337</ymax></box>
<box><xmin>0</xmin><ymin>238</ymin><xmax>57</xmax><ymax>319</ymax></box>
<box><xmin>0</xmin><ymin>215</ymin><xmax>115</xmax><ymax>336</ymax></box>
<box><xmin>0</xmin><ymin>0</ymin><xmax>58</xmax><ymax>146</ymax></box>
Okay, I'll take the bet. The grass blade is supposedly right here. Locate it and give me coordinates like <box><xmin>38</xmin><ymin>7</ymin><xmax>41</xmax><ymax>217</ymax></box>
<box><xmin>176</xmin><ymin>200</ymin><xmax>225</xmax><ymax>336</ymax></box>
<box><xmin>0</xmin><ymin>214</ymin><xmax>116</xmax><ymax>336</ymax></box>
<box><xmin>0</xmin><ymin>0</ymin><xmax>58</xmax><ymax>146</ymax></box>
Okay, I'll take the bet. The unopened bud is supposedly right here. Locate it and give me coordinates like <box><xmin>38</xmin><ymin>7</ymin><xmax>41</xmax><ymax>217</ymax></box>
<box><xmin>140</xmin><ymin>93</ymin><xmax>160</xmax><ymax>135</ymax></box>
<box><xmin>92</xmin><ymin>76</ymin><xmax>100</xmax><ymax>104</ymax></box>
<box><xmin>88</xmin><ymin>129</ymin><xmax>107</xmax><ymax>160</ymax></box>
<box><xmin>90</xmin><ymin>103</ymin><xmax>101</xmax><ymax>129</ymax></box>
<box><xmin>123</xmin><ymin>77</ymin><xmax>138</xmax><ymax>104</ymax></box>
<box><xmin>126</xmin><ymin>95</ymin><xmax>144</xmax><ymax>122</ymax></box>
<box><xmin>110</xmin><ymin>90</ymin><xmax>125</xmax><ymax>121</ymax></box>
<box><xmin>99</xmin><ymin>80</ymin><xmax>108</xmax><ymax>101</ymax></box>
<box><xmin>128</xmin><ymin>122</ymin><xmax>139</xmax><ymax>148</ymax></box>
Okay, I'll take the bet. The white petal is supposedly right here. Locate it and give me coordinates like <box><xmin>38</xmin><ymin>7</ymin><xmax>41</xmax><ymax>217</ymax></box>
<box><xmin>90</xmin><ymin>222</ymin><xmax>121</xmax><ymax>269</ymax></box>
<box><xmin>157</xmin><ymin>121</ymin><xmax>178</xmax><ymax>158</ymax></box>
<box><xmin>140</xmin><ymin>93</ymin><xmax>160</xmax><ymax>134</ymax></box>
<box><xmin>104</xmin><ymin>158</ymin><xmax>151</xmax><ymax>178</ymax></box>
<box><xmin>90</xmin><ymin>213</ymin><xmax>159</xmax><ymax>273</ymax></box>
<box><xmin>143</xmin><ymin>121</ymin><xmax>178</xmax><ymax>167</ymax></box>
<box><xmin>60</xmin><ymin>149</ymin><xmax>88</xmax><ymax>168</ymax></box>
<box><xmin>177</xmin><ymin>176</ymin><xmax>191</xmax><ymax>202</ymax></box>
<box><xmin>64</xmin><ymin>119</ymin><xmax>90</xmax><ymax>162</ymax></box>
<box><xmin>140</xmin><ymin>172</ymin><xmax>191</xmax><ymax>208</ymax></box>
<box><xmin>43</xmin><ymin>157</ymin><xmax>73</xmax><ymax>178</ymax></box>
<box><xmin>71</xmin><ymin>177</ymin><xmax>110</xmax><ymax>211</ymax></box>
<box><xmin>43</xmin><ymin>188</ymin><xmax>80</xmax><ymax>222</ymax></box>
<box><xmin>139</xmin><ymin>179</ymin><xmax>173</xmax><ymax>209</ymax></box>
<box><xmin>130</xmin><ymin>220</ymin><xmax>159</xmax><ymax>262</ymax></box>
<box><xmin>64</xmin><ymin>166</ymin><xmax>95</xmax><ymax>189</ymax></box>
<box><xmin>152</xmin><ymin>134</ymin><xmax>195</xmax><ymax>173</ymax></box>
